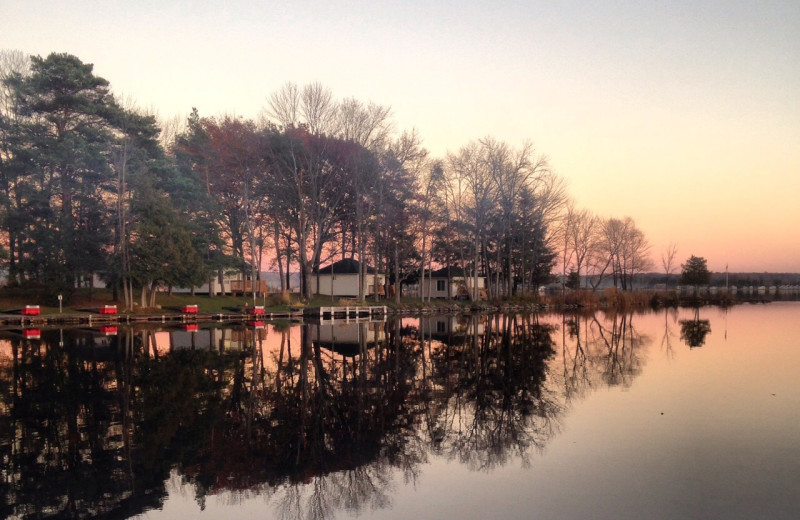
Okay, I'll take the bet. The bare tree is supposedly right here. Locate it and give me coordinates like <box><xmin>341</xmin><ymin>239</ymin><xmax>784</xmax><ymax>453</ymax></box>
<box><xmin>448</xmin><ymin>141</ymin><xmax>496</xmax><ymax>300</ymax></box>
<box><xmin>585</xmin><ymin>230</ymin><xmax>614</xmax><ymax>291</ymax></box>
<box><xmin>337</xmin><ymin>98</ymin><xmax>393</xmax><ymax>151</ymax></box>
<box><xmin>436</xmin><ymin>154</ymin><xmax>471</xmax><ymax>299</ymax></box>
<box><xmin>598</xmin><ymin>216</ymin><xmax>652</xmax><ymax>290</ymax></box>
<box><xmin>158</xmin><ymin>113</ymin><xmax>186</xmax><ymax>153</ymax></box>
<box><xmin>555</xmin><ymin>202</ymin><xmax>577</xmax><ymax>289</ymax></box>
<box><xmin>533</xmin><ymin>170</ymin><xmax>568</xmax><ymax>249</ymax></box>
<box><xmin>262</xmin><ymin>83</ymin><xmax>398</xmax><ymax>299</ymax></box>
<box><xmin>416</xmin><ymin>159</ymin><xmax>439</xmax><ymax>302</ymax></box>
<box><xmin>377</xmin><ymin>130</ymin><xmax>428</xmax><ymax>301</ymax></box>
<box><xmin>483</xmin><ymin>138</ymin><xmax>552</xmax><ymax>296</ymax></box>
<box><xmin>622</xmin><ymin>222</ymin><xmax>653</xmax><ymax>288</ymax></box>
<box><xmin>301</xmin><ymin>81</ymin><xmax>337</xmax><ymax>135</ymax></box>
<box><xmin>569</xmin><ymin>207</ymin><xmax>599</xmax><ymax>289</ymax></box>
<box><xmin>266</xmin><ymin>81</ymin><xmax>301</xmax><ymax>128</ymax></box>
<box><xmin>267</xmin><ymin>129</ymin><xmax>354</xmax><ymax>299</ymax></box>
<box><xmin>661</xmin><ymin>242</ymin><xmax>679</xmax><ymax>286</ymax></box>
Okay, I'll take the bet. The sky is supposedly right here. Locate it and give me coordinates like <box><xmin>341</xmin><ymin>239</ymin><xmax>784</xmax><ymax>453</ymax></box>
<box><xmin>4</xmin><ymin>0</ymin><xmax>799</xmax><ymax>273</ymax></box>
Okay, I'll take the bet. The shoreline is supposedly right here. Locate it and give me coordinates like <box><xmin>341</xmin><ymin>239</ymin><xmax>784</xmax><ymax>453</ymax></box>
<box><xmin>1</xmin><ymin>293</ymin><xmax>788</xmax><ymax>329</ymax></box>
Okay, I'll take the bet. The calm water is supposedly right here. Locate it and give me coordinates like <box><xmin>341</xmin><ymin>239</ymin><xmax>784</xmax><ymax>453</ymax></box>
<box><xmin>1</xmin><ymin>303</ymin><xmax>798</xmax><ymax>520</ymax></box>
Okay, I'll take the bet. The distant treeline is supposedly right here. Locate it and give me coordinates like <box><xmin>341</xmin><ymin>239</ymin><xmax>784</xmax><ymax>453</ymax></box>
<box><xmin>624</xmin><ymin>272</ymin><xmax>800</xmax><ymax>288</ymax></box>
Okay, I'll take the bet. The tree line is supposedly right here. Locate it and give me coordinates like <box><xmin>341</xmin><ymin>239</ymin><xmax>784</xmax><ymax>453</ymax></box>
<box><xmin>0</xmin><ymin>50</ymin><xmax>655</xmax><ymax>306</ymax></box>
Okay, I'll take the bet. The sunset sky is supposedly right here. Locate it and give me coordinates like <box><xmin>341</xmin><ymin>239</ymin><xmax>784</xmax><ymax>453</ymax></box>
<box><xmin>5</xmin><ymin>1</ymin><xmax>799</xmax><ymax>273</ymax></box>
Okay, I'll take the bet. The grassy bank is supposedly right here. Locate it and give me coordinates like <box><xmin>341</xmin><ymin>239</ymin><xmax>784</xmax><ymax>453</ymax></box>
<box><xmin>0</xmin><ymin>288</ymin><xmax>283</xmax><ymax>315</ymax></box>
<box><xmin>0</xmin><ymin>288</ymin><xmax>432</xmax><ymax>315</ymax></box>
<box><xmin>0</xmin><ymin>286</ymin><xmax>764</xmax><ymax>316</ymax></box>
<box><xmin>539</xmin><ymin>288</ymin><xmax>750</xmax><ymax>309</ymax></box>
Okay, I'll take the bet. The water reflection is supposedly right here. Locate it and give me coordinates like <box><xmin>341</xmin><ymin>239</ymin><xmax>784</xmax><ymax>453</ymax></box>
<box><xmin>659</xmin><ymin>307</ymin><xmax>679</xmax><ymax>358</ymax></box>
<box><xmin>0</xmin><ymin>310</ymin><xmax>674</xmax><ymax>519</ymax></box>
<box><xmin>558</xmin><ymin>310</ymin><xmax>651</xmax><ymax>404</ymax></box>
<box><xmin>679</xmin><ymin>308</ymin><xmax>712</xmax><ymax>348</ymax></box>
<box><xmin>421</xmin><ymin>314</ymin><xmax>560</xmax><ymax>471</ymax></box>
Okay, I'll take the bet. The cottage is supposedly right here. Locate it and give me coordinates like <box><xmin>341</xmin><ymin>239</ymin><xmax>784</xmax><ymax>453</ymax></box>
<box><xmin>311</xmin><ymin>258</ymin><xmax>386</xmax><ymax>298</ymax></box>
<box><xmin>420</xmin><ymin>266</ymin><xmax>486</xmax><ymax>300</ymax></box>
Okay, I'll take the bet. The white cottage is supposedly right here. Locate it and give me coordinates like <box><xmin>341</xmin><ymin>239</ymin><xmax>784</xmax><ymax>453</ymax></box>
<box><xmin>311</xmin><ymin>259</ymin><xmax>386</xmax><ymax>298</ymax></box>
<box><xmin>420</xmin><ymin>266</ymin><xmax>486</xmax><ymax>300</ymax></box>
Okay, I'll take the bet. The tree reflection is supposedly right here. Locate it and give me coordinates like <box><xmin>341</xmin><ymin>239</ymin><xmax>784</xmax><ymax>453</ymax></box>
<box><xmin>591</xmin><ymin>311</ymin><xmax>649</xmax><ymax>387</ymax></box>
<box><xmin>0</xmin><ymin>329</ymin><xmax>166</xmax><ymax>519</ymax></box>
<box><xmin>680</xmin><ymin>308</ymin><xmax>712</xmax><ymax>348</ymax></box>
<box><xmin>660</xmin><ymin>307</ymin><xmax>679</xmax><ymax>359</ymax></box>
<box><xmin>559</xmin><ymin>311</ymin><xmax>594</xmax><ymax>402</ymax></box>
<box><xmin>555</xmin><ymin>310</ymin><xmax>652</xmax><ymax>403</ymax></box>
<box><xmin>0</xmin><ymin>313</ymin><xmax>650</xmax><ymax>519</ymax></box>
<box><xmin>422</xmin><ymin>314</ymin><xmax>561</xmax><ymax>471</ymax></box>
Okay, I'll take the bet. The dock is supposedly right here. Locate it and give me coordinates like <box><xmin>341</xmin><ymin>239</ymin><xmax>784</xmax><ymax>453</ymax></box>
<box><xmin>0</xmin><ymin>306</ymin><xmax>389</xmax><ymax>328</ymax></box>
<box><xmin>305</xmin><ymin>306</ymin><xmax>388</xmax><ymax>323</ymax></box>
<box><xmin>0</xmin><ymin>310</ymin><xmax>305</xmax><ymax>328</ymax></box>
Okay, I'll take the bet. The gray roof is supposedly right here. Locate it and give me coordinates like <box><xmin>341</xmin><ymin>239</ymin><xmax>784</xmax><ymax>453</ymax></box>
<box><xmin>429</xmin><ymin>266</ymin><xmax>467</xmax><ymax>278</ymax></box>
<box><xmin>317</xmin><ymin>258</ymin><xmax>377</xmax><ymax>275</ymax></box>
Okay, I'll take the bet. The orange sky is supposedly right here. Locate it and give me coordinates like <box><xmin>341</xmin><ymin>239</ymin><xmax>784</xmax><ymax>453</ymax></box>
<box><xmin>5</xmin><ymin>1</ymin><xmax>799</xmax><ymax>272</ymax></box>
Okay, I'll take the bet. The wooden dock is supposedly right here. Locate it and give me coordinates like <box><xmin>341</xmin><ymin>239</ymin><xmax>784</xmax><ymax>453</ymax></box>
<box><xmin>0</xmin><ymin>310</ymin><xmax>305</xmax><ymax>328</ymax></box>
<box><xmin>305</xmin><ymin>306</ymin><xmax>388</xmax><ymax>323</ymax></box>
<box><xmin>0</xmin><ymin>306</ymin><xmax>389</xmax><ymax>328</ymax></box>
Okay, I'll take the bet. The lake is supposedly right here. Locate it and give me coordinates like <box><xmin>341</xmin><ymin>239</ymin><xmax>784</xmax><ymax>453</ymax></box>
<box><xmin>1</xmin><ymin>303</ymin><xmax>798</xmax><ymax>519</ymax></box>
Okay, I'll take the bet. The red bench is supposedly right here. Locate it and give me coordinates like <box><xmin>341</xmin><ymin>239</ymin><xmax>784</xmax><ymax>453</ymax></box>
<box><xmin>99</xmin><ymin>305</ymin><xmax>117</xmax><ymax>315</ymax></box>
<box><xmin>21</xmin><ymin>305</ymin><xmax>40</xmax><ymax>316</ymax></box>
<box><xmin>247</xmin><ymin>306</ymin><xmax>265</xmax><ymax>316</ymax></box>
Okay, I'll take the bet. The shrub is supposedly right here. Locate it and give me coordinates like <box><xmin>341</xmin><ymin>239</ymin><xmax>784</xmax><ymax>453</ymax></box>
<box><xmin>269</xmin><ymin>290</ymin><xmax>292</xmax><ymax>306</ymax></box>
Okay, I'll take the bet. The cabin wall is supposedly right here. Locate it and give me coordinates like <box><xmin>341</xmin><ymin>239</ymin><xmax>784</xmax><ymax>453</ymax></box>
<box><xmin>312</xmin><ymin>274</ymin><xmax>386</xmax><ymax>297</ymax></box>
<box><xmin>422</xmin><ymin>278</ymin><xmax>450</xmax><ymax>298</ymax></box>
<box><xmin>421</xmin><ymin>277</ymin><xmax>486</xmax><ymax>299</ymax></box>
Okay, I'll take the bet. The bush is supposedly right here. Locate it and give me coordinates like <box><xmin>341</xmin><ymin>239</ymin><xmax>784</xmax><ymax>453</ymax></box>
<box><xmin>269</xmin><ymin>290</ymin><xmax>292</xmax><ymax>306</ymax></box>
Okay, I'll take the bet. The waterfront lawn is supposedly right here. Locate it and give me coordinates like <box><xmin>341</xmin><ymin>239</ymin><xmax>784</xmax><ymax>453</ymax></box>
<box><xmin>0</xmin><ymin>287</ymin><xmax>411</xmax><ymax>315</ymax></box>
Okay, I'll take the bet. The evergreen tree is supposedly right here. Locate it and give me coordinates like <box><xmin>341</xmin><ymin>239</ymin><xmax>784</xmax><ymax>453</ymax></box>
<box><xmin>129</xmin><ymin>177</ymin><xmax>205</xmax><ymax>307</ymax></box>
<box><xmin>3</xmin><ymin>53</ymin><xmax>119</xmax><ymax>288</ymax></box>
<box><xmin>681</xmin><ymin>255</ymin><xmax>711</xmax><ymax>290</ymax></box>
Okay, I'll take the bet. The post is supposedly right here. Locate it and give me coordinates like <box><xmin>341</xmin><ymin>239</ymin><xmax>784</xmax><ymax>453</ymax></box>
<box><xmin>58</xmin><ymin>294</ymin><xmax>62</xmax><ymax>313</ymax></box>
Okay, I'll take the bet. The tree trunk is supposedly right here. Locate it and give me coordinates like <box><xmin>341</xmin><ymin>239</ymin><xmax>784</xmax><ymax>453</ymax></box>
<box><xmin>373</xmin><ymin>249</ymin><xmax>380</xmax><ymax>303</ymax></box>
<box><xmin>149</xmin><ymin>283</ymin><xmax>158</xmax><ymax>308</ymax></box>
<box><xmin>473</xmin><ymin>233</ymin><xmax>480</xmax><ymax>301</ymax></box>
<box><xmin>274</xmin><ymin>222</ymin><xmax>286</xmax><ymax>292</ymax></box>
<box><xmin>285</xmin><ymin>227</ymin><xmax>293</xmax><ymax>292</ymax></box>
<box><xmin>300</xmin><ymin>240</ymin><xmax>312</xmax><ymax>299</ymax></box>
<box><xmin>394</xmin><ymin>243</ymin><xmax>400</xmax><ymax>305</ymax></box>
<box><xmin>420</xmin><ymin>226</ymin><xmax>428</xmax><ymax>302</ymax></box>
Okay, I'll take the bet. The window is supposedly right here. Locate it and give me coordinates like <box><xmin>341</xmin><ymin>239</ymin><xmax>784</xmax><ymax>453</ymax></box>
<box><xmin>436</xmin><ymin>280</ymin><xmax>446</xmax><ymax>292</ymax></box>
<box><xmin>436</xmin><ymin>321</ymin><xmax>446</xmax><ymax>333</ymax></box>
